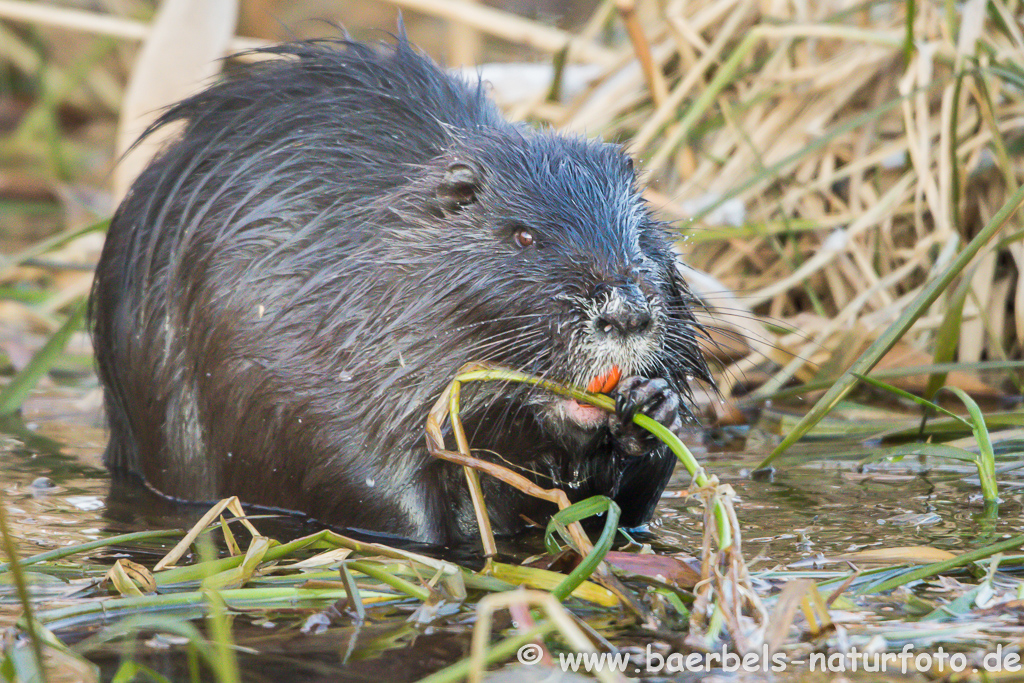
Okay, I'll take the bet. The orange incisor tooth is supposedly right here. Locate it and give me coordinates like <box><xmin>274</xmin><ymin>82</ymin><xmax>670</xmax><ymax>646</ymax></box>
<box><xmin>586</xmin><ymin>365</ymin><xmax>621</xmax><ymax>394</ymax></box>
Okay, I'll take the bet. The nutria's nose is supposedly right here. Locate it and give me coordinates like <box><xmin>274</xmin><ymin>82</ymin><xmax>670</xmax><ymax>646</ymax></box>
<box><xmin>594</xmin><ymin>284</ymin><xmax>652</xmax><ymax>337</ymax></box>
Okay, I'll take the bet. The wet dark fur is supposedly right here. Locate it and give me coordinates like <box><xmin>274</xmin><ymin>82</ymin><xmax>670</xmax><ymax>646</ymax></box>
<box><xmin>90</xmin><ymin>36</ymin><xmax>712</xmax><ymax>544</ymax></box>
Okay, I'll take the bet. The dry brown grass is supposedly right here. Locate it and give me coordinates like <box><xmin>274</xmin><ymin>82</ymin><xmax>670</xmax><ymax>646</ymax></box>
<box><xmin>501</xmin><ymin>0</ymin><xmax>1024</xmax><ymax>403</ymax></box>
<box><xmin>2</xmin><ymin>0</ymin><xmax>1022</xmax><ymax>405</ymax></box>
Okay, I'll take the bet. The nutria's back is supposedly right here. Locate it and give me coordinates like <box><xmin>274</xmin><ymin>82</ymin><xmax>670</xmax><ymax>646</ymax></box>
<box><xmin>91</xmin><ymin>36</ymin><xmax>711</xmax><ymax>544</ymax></box>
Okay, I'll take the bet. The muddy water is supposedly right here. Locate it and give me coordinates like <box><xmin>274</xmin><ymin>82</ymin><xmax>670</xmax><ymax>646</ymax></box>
<box><xmin>3</xmin><ymin>380</ymin><xmax>1024</xmax><ymax>682</ymax></box>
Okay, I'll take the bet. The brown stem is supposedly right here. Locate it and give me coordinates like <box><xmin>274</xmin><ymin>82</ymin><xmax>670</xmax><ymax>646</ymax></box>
<box><xmin>616</xmin><ymin>0</ymin><xmax>668</xmax><ymax>105</ymax></box>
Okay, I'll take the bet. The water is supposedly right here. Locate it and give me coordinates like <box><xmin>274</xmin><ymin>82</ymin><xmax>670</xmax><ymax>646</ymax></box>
<box><xmin>7</xmin><ymin>387</ymin><xmax>1021</xmax><ymax>566</ymax></box>
<box><xmin>1</xmin><ymin>385</ymin><xmax>110</xmax><ymax>562</ymax></box>
<box><xmin>3</xmin><ymin>380</ymin><xmax>1023</xmax><ymax>681</ymax></box>
<box><xmin>654</xmin><ymin>442</ymin><xmax>1024</xmax><ymax>564</ymax></box>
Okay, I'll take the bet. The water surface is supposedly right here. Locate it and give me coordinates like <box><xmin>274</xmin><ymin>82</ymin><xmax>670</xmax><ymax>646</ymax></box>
<box><xmin>3</xmin><ymin>380</ymin><xmax>1023</xmax><ymax>682</ymax></box>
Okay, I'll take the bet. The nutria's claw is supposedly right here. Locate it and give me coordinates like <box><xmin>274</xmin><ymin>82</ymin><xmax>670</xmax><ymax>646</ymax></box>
<box><xmin>614</xmin><ymin>391</ymin><xmax>640</xmax><ymax>423</ymax></box>
<box><xmin>608</xmin><ymin>376</ymin><xmax>684</xmax><ymax>457</ymax></box>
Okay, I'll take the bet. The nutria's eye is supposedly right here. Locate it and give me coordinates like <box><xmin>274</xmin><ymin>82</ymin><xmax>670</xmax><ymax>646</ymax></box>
<box><xmin>513</xmin><ymin>228</ymin><xmax>534</xmax><ymax>248</ymax></box>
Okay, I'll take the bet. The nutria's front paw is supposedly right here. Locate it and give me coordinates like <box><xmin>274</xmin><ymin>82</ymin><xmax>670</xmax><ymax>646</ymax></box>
<box><xmin>607</xmin><ymin>376</ymin><xmax>684</xmax><ymax>457</ymax></box>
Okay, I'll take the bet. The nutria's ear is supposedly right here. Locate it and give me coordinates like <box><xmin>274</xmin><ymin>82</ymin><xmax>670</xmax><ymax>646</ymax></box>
<box><xmin>436</xmin><ymin>161</ymin><xmax>482</xmax><ymax>212</ymax></box>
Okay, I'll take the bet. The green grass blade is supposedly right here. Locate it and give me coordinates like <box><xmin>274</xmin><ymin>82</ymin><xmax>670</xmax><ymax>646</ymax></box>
<box><xmin>0</xmin><ymin>530</ymin><xmax>184</xmax><ymax>574</ymax></box>
<box><xmin>860</xmin><ymin>442</ymin><xmax>983</xmax><ymax>465</ymax></box>
<box><xmin>758</xmin><ymin>360</ymin><xmax>1024</xmax><ymax>402</ymax></box>
<box><xmin>111</xmin><ymin>661</ymin><xmax>173</xmax><ymax>683</ymax></box>
<box><xmin>903</xmin><ymin>0</ymin><xmax>916</xmax><ymax>67</ymax></box>
<box><xmin>882</xmin><ymin>411</ymin><xmax>1024</xmax><ymax>440</ymax></box>
<box><xmin>920</xmin><ymin>584</ymin><xmax>984</xmax><ymax>621</ymax></box>
<box><xmin>455</xmin><ymin>367</ymin><xmax>733</xmax><ymax>549</ymax></box>
<box><xmin>852</xmin><ymin>373</ymin><xmax>969</xmax><ymax>424</ymax></box>
<box><xmin>0</xmin><ymin>298</ymin><xmax>87</xmax><ymax>417</ymax></box>
<box><xmin>338</xmin><ymin>563</ymin><xmax>366</xmax><ymax>621</ymax></box>
<box><xmin>857</xmin><ymin>533</ymin><xmax>1024</xmax><ymax>594</ymax></box>
<box><xmin>0</xmin><ymin>489</ymin><xmax>48</xmax><ymax>682</ymax></box>
<box><xmin>942</xmin><ymin>386</ymin><xmax>999</xmax><ymax>501</ymax></box>
<box><xmin>197</xmin><ymin>537</ymin><xmax>240</xmax><ymax>683</ymax></box>
<box><xmin>923</xmin><ymin>275</ymin><xmax>971</xmax><ymax>405</ymax></box>
<box><xmin>0</xmin><ymin>218</ymin><xmax>108</xmax><ymax>279</ymax></box>
<box><xmin>756</xmin><ymin>183</ymin><xmax>1024</xmax><ymax>471</ymax></box>
<box><xmin>348</xmin><ymin>560</ymin><xmax>432</xmax><ymax>602</ymax></box>
<box><xmin>543</xmin><ymin>496</ymin><xmax>620</xmax><ymax>601</ymax></box>
<box><xmin>417</xmin><ymin>623</ymin><xmax>556</xmax><ymax>683</ymax></box>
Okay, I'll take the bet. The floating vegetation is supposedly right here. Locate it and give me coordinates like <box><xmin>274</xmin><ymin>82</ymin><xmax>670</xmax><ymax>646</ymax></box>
<box><xmin>3</xmin><ymin>0</ymin><xmax>1024</xmax><ymax>680</ymax></box>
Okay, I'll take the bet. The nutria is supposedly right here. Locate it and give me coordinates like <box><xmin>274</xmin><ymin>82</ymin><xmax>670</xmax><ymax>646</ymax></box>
<box><xmin>90</xmin><ymin>35</ymin><xmax>712</xmax><ymax>545</ymax></box>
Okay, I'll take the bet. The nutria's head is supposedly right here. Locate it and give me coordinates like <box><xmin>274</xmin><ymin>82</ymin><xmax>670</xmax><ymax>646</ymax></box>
<box><xmin>388</xmin><ymin>127</ymin><xmax>710</xmax><ymax>437</ymax></box>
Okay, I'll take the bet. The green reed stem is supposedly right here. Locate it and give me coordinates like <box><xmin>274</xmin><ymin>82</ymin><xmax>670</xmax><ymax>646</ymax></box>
<box><xmin>453</xmin><ymin>368</ymin><xmax>732</xmax><ymax>550</ymax></box>
<box><xmin>0</xmin><ymin>488</ymin><xmax>48</xmax><ymax>681</ymax></box>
